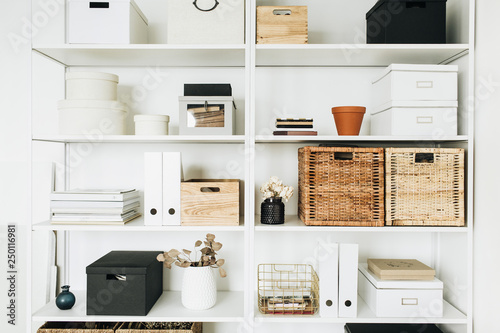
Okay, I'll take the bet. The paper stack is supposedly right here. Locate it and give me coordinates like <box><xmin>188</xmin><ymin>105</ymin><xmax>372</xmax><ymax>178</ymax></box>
<box><xmin>50</xmin><ymin>189</ymin><xmax>141</xmax><ymax>225</ymax></box>
<box><xmin>273</xmin><ymin>118</ymin><xmax>318</xmax><ymax>136</ymax></box>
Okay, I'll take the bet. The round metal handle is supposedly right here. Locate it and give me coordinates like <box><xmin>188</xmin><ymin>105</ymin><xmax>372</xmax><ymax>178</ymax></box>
<box><xmin>193</xmin><ymin>0</ymin><xmax>219</xmax><ymax>12</ymax></box>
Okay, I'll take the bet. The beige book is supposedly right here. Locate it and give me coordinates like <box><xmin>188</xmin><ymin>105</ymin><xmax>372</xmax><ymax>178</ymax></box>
<box><xmin>367</xmin><ymin>259</ymin><xmax>435</xmax><ymax>280</ymax></box>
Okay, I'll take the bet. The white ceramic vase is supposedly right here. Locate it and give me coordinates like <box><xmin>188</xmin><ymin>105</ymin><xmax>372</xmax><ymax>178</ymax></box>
<box><xmin>181</xmin><ymin>266</ymin><xmax>217</xmax><ymax>310</ymax></box>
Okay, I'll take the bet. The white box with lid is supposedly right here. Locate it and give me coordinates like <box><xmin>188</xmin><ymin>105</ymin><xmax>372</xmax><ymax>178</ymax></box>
<box><xmin>66</xmin><ymin>72</ymin><xmax>119</xmax><ymax>100</ymax></box>
<box><xmin>178</xmin><ymin>96</ymin><xmax>236</xmax><ymax>135</ymax></box>
<box><xmin>370</xmin><ymin>101</ymin><xmax>457</xmax><ymax>136</ymax></box>
<box><xmin>372</xmin><ymin>64</ymin><xmax>458</xmax><ymax>108</ymax></box>
<box><xmin>358</xmin><ymin>263</ymin><xmax>443</xmax><ymax>318</ymax></box>
<box><xmin>68</xmin><ymin>0</ymin><xmax>148</xmax><ymax>44</ymax></box>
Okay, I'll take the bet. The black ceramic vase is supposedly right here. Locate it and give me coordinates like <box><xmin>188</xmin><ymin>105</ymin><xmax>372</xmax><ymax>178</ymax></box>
<box><xmin>56</xmin><ymin>285</ymin><xmax>76</xmax><ymax>310</ymax></box>
<box><xmin>260</xmin><ymin>197</ymin><xmax>285</xmax><ymax>224</ymax></box>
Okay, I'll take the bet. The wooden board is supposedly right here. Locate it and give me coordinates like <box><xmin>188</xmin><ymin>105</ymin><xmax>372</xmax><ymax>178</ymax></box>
<box><xmin>257</xmin><ymin>6</ymin><xmax>308</xmax><ymax>44</ymax></box>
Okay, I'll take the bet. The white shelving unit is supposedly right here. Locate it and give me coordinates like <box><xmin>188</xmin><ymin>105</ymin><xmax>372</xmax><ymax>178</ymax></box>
<box><xmin>29</xmin><ymin>0</ymin><xmax>475</xmax><ymax>332</ymax></box>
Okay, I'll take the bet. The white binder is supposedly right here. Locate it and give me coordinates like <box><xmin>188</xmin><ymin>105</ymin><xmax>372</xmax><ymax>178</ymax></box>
<box><xmin>162</xmin><ymin>152</ymin><xmax>182</xmax><ymax>225</ymax></box>
<box><xmin>318</xmin><ymin>242</ymin><xmax>339</xmax><ymax>318</ymax></box>
<box><xmin>338</xmin><ymin>243</ymin><xmax>359</xmax><ymax>318</ymax></box>
<box><xmin>144</xmin><ymin>152</ymin><xmax>163</xmax><ymax>226</ymax></box>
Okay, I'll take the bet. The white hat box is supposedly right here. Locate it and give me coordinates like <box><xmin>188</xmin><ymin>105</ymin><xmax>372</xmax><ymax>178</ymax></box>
<box><xmin>58</xmin><ymin>100</ymin><xmax>128</xmax><ymax>135</ymax></box>
<box><xmin>178</xmin><ymin>96</ymin><xmax>236</xmax><ymax>135</ymax></box>
<box><xmin>66</xmin><ymin>72</ymin><xmax>119</xmax><ymax>100</ymax></box>
<box><xmin>370</xmin><ymin>100</ymin><xmax>458</xmax><ymax>136</ymax></box>
<box><xmin>134</xmin><ymin>115</ymin><xmax>170</xmax><ymax>135</ymax></box>
<box><xmin>358</xmin><ymin>263</ymin><xmax>443</xmax><ymax>318</ymax></box>
<box><xmin>372</xmin><ymin>64</ymin><xmax>458</xmax><ymax>109</ymax></box>
<box><xmin>68</xmin><ymin>0</ymin><xmax>148</xmax><ymax>44</ymax></box>
<box><xmin>167</xmin><ymin>0</ymin><xmax>245</xmax><ymax>44</ymax></box>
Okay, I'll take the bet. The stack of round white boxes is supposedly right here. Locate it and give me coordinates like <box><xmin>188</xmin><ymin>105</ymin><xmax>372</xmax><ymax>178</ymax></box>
<box><xmin>58</xmin><ymin>72</ymin><xmax>128</xmax><ymax>135</ymax></box>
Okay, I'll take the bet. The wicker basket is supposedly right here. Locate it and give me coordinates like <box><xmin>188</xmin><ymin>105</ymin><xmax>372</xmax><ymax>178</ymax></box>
<box><xmin>37</xmin><ymin>322</ymin><xmax>119</xmax><ymax>333</ymax></box>
<box><xmin>116</xmin><ymin>322</ymin><xmax>202</xmax><ymax>333</ymax></box>
<box><xmin>298</xmin><ymin>146</ymin><xmax>385</xmax><ymax>226</ymax></box>
<box><xmin>385</xmin><ymin>148</ymin><xmax>465</xmax><ymax>226</ymax></box>
<box><xmin>258</xmin><ymin>264</ymin><xmax>319</xmax><ymax>315</ymax></box>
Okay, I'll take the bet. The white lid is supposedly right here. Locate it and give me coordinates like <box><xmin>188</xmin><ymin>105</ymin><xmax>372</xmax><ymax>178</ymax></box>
<box><xmin>134</xmin><ymin>115</ymin><xmax>170</xmax><ymax>122</ymax></box>
<box><xmin>68</xmin><ymin>0</ymin><xmax>148</xmax><ymax>24</ymax></box>
<box><xmin>66</xmin><ymin>71</ymin><xmax>119</xmax><ymax>83</ymax></box>
<box><xmin>373</xmin><ymin>63</ymin><xmax>458</xmax><ymax>84</ymax></box>
<box><xmin>359</xmin><ymin>264</ymin><xmax>443</xmax><ymax>290</ymax></box>
<box><xmin>373</xmin><ymin>100</ymin><xmax>459</xmax><ymax>115</ymax></box>
<box><xmin>58</xmin><ymin>99</ymin><xmax>128</xmax><ymax>112</ymax></box>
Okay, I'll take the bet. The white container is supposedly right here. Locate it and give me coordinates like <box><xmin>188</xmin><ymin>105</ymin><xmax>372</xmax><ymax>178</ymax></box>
<box><xmin>358</xmin><ymin>264</ymin><xmax>443</xmax><ymax>318</ymax></box>
<box><xmin>181</xmin><ymin>266</ymin><xmax>217</xmax><ymax>310</ymax></box>
<box><xmin>66</xmin><ymin>72</ymin><xmax>119</xmax><ymax>100</ymax></box>
<box><xmin>134</xmin><ymin>115</ymin><xmax>170</xmax><ymax>135</ymax></box>
<box><xmin>68</xmin><ymin>0</ymin><xmax>148</xmax><ymax>44</ymax></box>
<box><xmin>371</xmin><ymin>101</ymin><xmax>458</xmax><ymax>136</ymax></box>
<box><xmin>58</xmin><ymin>100</ymin><xmax>127</xmax><ymax>135</ymax></box>
<box><xmin>372</xmin><ymin>64</ymin><xmax>458</xmax><ymax>108</ymax></box>
<box><xmin>179</xmin><ymin>96</ymin><xmax>236</xmax><ymax>135</ymax></box>
<box><xmin>167</xmin><ymin>0</ymin><xmax>245</xmax><ymax>44</ymax></box>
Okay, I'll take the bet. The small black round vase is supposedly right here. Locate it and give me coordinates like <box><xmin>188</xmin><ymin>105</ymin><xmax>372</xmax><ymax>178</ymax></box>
<box><xmin>56</xmin><ymin>285</ymin><xmax>76</xmax><ymax>310</ymax></box>
<box><xmin>260</xmin><ymin>197</ymin><xmax>285</xmax><ymax>225</ymax></box>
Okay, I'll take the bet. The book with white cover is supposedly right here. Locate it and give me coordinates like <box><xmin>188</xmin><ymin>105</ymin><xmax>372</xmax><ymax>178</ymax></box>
<box><xmin>144</xmin><ymin>152</ymin><xmax>163</xmax><ymax>226</ymax></box>
<box><xmin>318</xmin><ymin>242</ymin><xmax>339</xmax><ymax>318</ymax></box>
<box><xmin>162</xmin><ymin>152</ymin><xmax>182</xmax><ymax>226</ymax></box>
<box><xmin>50</xmin><ymin>212</ymin><xmax>141</xmax><ymax>225</ymax></box>
<box><xmin>338</xmin><ymin>243</ymin><xmax>359</xmax><ymax>318</ymax></box>
<box><xmin>51</xmin><ymin>210</ymin><xmax>139</xmax><ymax>222</ymax></box>
<box><xmin>51</xmin><ymin>202</ymin><xmax>140</xmax><ymax>215</ymax></box>
<box><xmin>50</xmin><ymin>198</ymin><xmax>140</xmax><ymax>208</ymax></box>
<box><xmin>50</xmin><ymin>189</ymin><xmax>138</xmax><ymax>202</ymax></box>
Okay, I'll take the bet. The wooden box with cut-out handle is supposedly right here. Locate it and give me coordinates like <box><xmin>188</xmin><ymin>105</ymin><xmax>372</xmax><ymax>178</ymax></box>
<box><xmin>257</xmin><ymin>6</ymin><xmax>308</xmax><ymax>44</ymax></box>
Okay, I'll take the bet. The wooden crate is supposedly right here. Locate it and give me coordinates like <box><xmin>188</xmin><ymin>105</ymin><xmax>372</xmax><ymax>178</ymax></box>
<box><xmin>181</xmin><ymin>179</ymin><xmax>239</xmax><ymax>226</ymax></box>
<box><xmin>385</xmin><ymin>148</ymin><xmax>465</xmax><ymax>226</ymax></box>
<box><xmin>256</xmin><ymin>6</ymin><xmax>308</xmax><ymax>44</ymax></box>
<box><xmin>298</xmin><ymin>146</ymin><xmax>385</xmax><ymax>226</ymax></box>
<box><xmin>37</xmin><ymin>322</ymin><xmax>119</xmax><ymax>333</ymax></box>
<box><xmin>117</xmin><ymin>322</ymin><xmax>202</xmax><ymax>333</ymax></box>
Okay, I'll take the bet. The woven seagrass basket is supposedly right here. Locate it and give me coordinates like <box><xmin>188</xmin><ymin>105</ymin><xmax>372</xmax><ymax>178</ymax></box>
<box><xmin>116</xmin><ymin>322</ymin><xmax>202</xmax><ymax>333</ymax></box>
<box><xmin>37</xmin><ymin>322</ymin><xmax>119</xmax><ymax>333</ymax></box>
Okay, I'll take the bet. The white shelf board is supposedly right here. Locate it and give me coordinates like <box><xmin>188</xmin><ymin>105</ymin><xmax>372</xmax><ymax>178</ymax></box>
<box><xmin>33</xmin><ymin>44</ymin><xmax>246</xmax><ymax>67</ymax></box>
<box><xmin>256</xmin><ymin>44</ymin><xmax>470</xmax><ymax>67</ymax></box>
<box><xmin>33</xmin><ymin>134</ymin><xmax>246</xmax><ymax>144</ymax></box>
<box><xmin>254</xmin><ymin>297</ymin><xmax>467</xmax><ymax>324</ymax></box>
<box><xmin>255</xmin><ymin>216</ymin><xmax>468</xmax><ymax>233</ymax></box>
<box><xmin>33</xmin><ymin>290</ymin><xmax>244</xmax><ymax>322</ymax></box>
<box><xmin>33</xmin><ymin>217</ymin><xmax>245</xmax><ymax>232</ymax></box>
<box><xmin>255</xmin><ymin>135</ymin><xmax>469</xmax><ymax>143</ymax></box>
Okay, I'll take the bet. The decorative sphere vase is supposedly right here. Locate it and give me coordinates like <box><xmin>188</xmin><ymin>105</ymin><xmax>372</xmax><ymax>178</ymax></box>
<box><xmin>55</xmin><ymin>285</ymin><xmax>76</xmax><ymax>310</ymax></box>
<box><xmin>260</xmin><ymin>197</ymin><xmax>285</xmax><ymax>224</ymax></box>
<box><xmin>181</xmin><ymin>266</ymin><xmax>217</xmax><ymax>310</ymax></box>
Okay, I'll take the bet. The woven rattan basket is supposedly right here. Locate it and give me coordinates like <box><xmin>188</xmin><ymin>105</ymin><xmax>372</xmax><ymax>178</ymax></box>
<box><xmin>37</xmin><ymin>322</ymin><xmax>119</xmax><ymax>333</ymax></box>
<box><xmin>116</xmin><ymin>322</ymin><xmax>202</xmax><ymax>333</ymax></box>
<box><xmin>298</xmin><ymin>146</ymin><xmax>385</xmax><ymax>226</ymax></box>
<box><xmin>385</xmin><ymin>148</ymin><xmax>465</xmax><ymax>226</ymax></box>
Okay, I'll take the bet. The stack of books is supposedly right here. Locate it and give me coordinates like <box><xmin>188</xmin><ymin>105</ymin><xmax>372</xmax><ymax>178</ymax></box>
<box><xmin>367</xmin><ymin>258</ymin><xmax>436</xmax><ymax>280</ymax></box>
<box><xmin>273</xmin><ymin>118</ymin><xmax>317</xmax><ymax>136</ymax></box>
<box><xmin>50</xmin><ymin>189</ymin><xmax>141</xmax><ymax>225</ymax></box>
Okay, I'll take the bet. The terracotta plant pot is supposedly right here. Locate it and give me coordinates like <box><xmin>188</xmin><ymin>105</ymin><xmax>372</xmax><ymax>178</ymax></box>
<box><xmin>331</xmin><ymin>106</ymin><xmax>366</xmax><ymax>135</ymax></box>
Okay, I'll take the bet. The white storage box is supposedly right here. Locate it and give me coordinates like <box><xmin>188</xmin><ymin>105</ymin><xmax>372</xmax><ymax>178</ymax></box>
<box><xmin>372</xmin><ymin>64</ymin><xmax>458</xmax><ymax>108</ymax></box>
<box><xmin>134</xmin><ymin>115</ymin><xmax>169</xmax><ymax>135</ymax></box>
<box><xmin>179</xmin><ymin>96</ymin><xmax>236</xmax><ymax>135</ymax></box>
<box><xmin>167</xmin><ymin>0</ymin><xmax>245</xmax><ymax>44</ymax></box>
<box><xmin>66</xmin><ymin>72</ymin><xmax>119</xmax><ymax>100</ymax></box>
<box><xmin>358</xmin><ymin>264</ymin><xmax>443</xmax><ymax>318</ymax></box>
<box><xmin>371</xmin><ymin>101</ymin><xmax>457</xmax><ymax>136</ymax></box>
<box><xmin>58</xmin><ymin>100</ymin><xmax>127</xmax><ymax>135</ymax></box>
<box><xmin>68</xmin><ymin>0</ymin><xmax>148</xmax><ymax>44</ymax></box>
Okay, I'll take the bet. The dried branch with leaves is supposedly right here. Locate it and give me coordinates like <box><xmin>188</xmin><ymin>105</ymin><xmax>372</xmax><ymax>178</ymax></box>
<box><xmin>157</xmin><ymin>233</ymin><xmax>227</xmax><ymax>278</ymax></box>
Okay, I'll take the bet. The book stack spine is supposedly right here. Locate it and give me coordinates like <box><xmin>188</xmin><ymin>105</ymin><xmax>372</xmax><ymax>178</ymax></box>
<box><xmin>273</xmin><ymin>118</ymin><xmax>317</xmax><ymax>136</ymax></box>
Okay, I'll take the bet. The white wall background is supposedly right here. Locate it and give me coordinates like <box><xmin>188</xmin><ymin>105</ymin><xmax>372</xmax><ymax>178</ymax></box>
<box><xmin>0</xmin><ymin>1</ymin><xmax>499</xmax><ymax>332</ymax></box>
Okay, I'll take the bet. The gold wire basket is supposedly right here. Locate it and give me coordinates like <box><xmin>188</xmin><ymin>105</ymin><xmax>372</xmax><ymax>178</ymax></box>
<box><xmin>258</xmin><ymin>264</ymin><xmax>319</xmax><ymax>315</ymax></box>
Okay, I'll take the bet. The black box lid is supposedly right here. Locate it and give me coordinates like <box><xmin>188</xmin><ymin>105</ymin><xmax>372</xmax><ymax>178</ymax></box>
<box><xmin>184</xmin><ymin>83</ymin><xmax>232</xmax><ymax>96</ymax></box>
<box><xmin>366</xmin><ymin>0</ymin><xmax>447</xmax><ymax>19</ymax></box>
<box><xmin>345</xmin><ymin>323</ymin><xmax>443</xmax><ymax>333</ymax></box>
<box><xmin>86</xmin><ymin>251</ymin><xmax>162</xmax><ymax>274</ymax></box>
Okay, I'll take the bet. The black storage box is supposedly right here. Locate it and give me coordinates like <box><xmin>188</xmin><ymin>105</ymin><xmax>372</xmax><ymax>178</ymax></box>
<box><xmin>345</xmin><ymin>323</ymin><xmax>443</xmax><ymax>333</ymax></box>
<box><xmin>366</xmin><ymin>0</ymin><xmax>447</xmax><ymax>44</ymax></box>
<box><xmin>86</xmin><ymin>251</ymin><xmax>163</xmax><ymax>316</ymax></box>
<box><xmin>184</xmin><ymin>83</ymin><xmax>232</xmax><ymax>97</ymax></box>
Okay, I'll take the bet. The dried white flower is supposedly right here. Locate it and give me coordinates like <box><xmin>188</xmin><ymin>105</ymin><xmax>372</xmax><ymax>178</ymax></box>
<box><xmin>260</xmin><ymin>176</ymin><xmax>294</xmax><ymax>201</ymax></box>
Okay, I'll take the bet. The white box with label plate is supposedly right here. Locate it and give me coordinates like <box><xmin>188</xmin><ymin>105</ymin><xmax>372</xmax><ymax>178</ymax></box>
<box><xmin>358</xmin><ymin>263</ymin><xmax>443</xmax><ymax>318</ymax></box>
<box><xmin>372</xmin><ymin>64</ymin><xmax>458</xmax><ymax>108</ymax></box>
<box><xmin>370</xmin><ymin>101</ymin><xmax>457</xmax><ymax>136</ymax></box>
<box><xmin>179</xmin><ymin>96</ymin><xmax>236</xmax><ymax>135</ymax></box>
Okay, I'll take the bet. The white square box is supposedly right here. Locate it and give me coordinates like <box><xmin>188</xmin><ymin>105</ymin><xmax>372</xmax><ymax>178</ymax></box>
<box><xmin>68</xmin><ymin>0</ymin><xmax>148</xmax><ymax>44</ymax></box>
<box><xmin>179</xmin><ymin>96</ymin><xmax>236</xmax><ymax>135</ymax></box>
<box><xmin>372</xmin><ymin>64</ymin><xmax>458</xmax><ymax>109</ymax></box>
<box><xmin>371</xmin><ymin>101</ymin><xmax>458</xmax><ymax>136</ymax></box>
<box><xmin>167</xmin><ymin>0</ymin><xmax>245</xmax><ymax>44</ymax></box>
<box><xmin>358</xmin><ymin>263</ymin><xmax>443</xmax><ymax>318</ymax></box>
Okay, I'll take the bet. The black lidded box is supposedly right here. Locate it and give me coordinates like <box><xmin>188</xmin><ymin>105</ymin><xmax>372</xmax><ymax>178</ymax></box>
<box><xmin>345</xmin><ymin>323</ymin><xmax>443</xmax><ymax>333</ymax></box>
<box><xmin>86</xmin><ymin>251</ymin><xmax>163</xmax><ymax>316</ymax></box>
<box><xmin>184</xmin><ymin>83</ymin><xmax>232</xmax><ymax>97</ymax></box>
<box><xmin>366</xmin><ymin>0</ymin><xmax>447</xmax><ymax>44</ymax></box>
